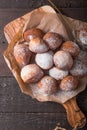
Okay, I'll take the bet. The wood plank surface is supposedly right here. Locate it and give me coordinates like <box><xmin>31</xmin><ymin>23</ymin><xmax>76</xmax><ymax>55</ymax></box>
<box><xmin>0</xmin><ymin>113</ymin><xmax>87</xmax><ymax>130</ymax></box>
<box><xmin>0</xmin><ymin>113</ymin><xmax>72</xmax><ymax>130</ymax></box>
<box><xmin>0</xmin><ymin>6</ymin><xmax>87</xmax><ymax>130</ymax></box>
<box><xmin>0</xmin><ymin>0</ymin><xmax>87</xmax><ymax>8</ymax></box>
<box><xmin>0</xmin><ymin>77</ymin><xmax>64</xmax><ymax>113</ymax></box>
<box><xmin>0</xmin><ymin>77</ymin><xmax>86</xmax><ymax>114</ymax></box>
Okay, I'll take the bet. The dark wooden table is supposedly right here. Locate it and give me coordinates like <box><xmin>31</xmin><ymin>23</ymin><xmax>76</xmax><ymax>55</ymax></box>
<box><xmin>0</xmin><ymin>0</ymin><xmax>87</xmax><ymax>130</ymax></box>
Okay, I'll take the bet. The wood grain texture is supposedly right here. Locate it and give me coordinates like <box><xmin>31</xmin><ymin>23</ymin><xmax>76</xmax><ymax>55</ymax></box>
<box><xmin>51</xmin><ymin>0</ymin><xmax>87</xmax><ymax>8</ymax></box>
<box><xmin>0</xmin><ymin>77</ymin><xmax>65</xmax><ymax>113</ymax></box>
<box><xmin>0</xmin><ymin>113</ymin><xmax>72</xmax><ymax>130</ymax></box>
<box><xmin>0</xmin><ymin>0</ymin><xmax>47</xmax><ymax>9</ymax></box>
<box><xmin>0</xmin><ymin>0</ymin><xmax>87</xmax><ymax>8</ymax></box>
<box><xmin>63</xmin><ymin>98</ymin><xmax>86</xmax><ymax>128</ymax></box>
<box><xmin>0</xmin><ymin>113</ymin><xmax>86</xmax><ymax>130</ymax></box>
<box><xmin>1</xmin><ymin>6</ymin><xmax>87</xmax><ymax>129</ymax></box>
<box><xmin>0</xmin><ymin>77</ymin><xmax>87</xmax><ymax>113</ymax></box>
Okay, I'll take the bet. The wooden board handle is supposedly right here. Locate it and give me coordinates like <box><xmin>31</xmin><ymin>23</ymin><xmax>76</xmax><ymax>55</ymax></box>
<box><xmin>63</xmin><ymin>97</ymin><xmax>86</xmax><ymax>129</ymax></box>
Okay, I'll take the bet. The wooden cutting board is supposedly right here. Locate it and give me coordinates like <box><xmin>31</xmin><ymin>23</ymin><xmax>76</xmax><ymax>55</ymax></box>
<box><xmin>4</xmin><ymin>7</ymin><xmax>86</xmax><ymax>129</ymax></box>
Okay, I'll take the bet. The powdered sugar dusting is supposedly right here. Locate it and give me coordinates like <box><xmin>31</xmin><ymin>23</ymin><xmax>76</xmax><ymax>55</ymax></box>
<box><xmin>43</xmin><ymin>32</ymin><xmax>63</xmax><ymax>50</ymax></box>
<box><xmin>79</xmin><ymin>29</ymin><xmax>87</xmax><ymax>45</ymax></box>
<box><xmin>24</xmin><ymin>41</ymin><xmax>29</xmax><ymax>45</ymax></box>
<box><xmin>14</xmin><ymin>43</ymin><xmax>31</xmax><ymax>66</ymax></box>
<box><xmin>16</xmin><ymin>46</ymin><xmax>29</xmax><ymax>60</ymax></box>
<box><xmin>21</xmin><ymin>64</ymin><xmax>44</xmax><ymax>83</ymax></box>
<box><xmin>54</xmin><ymin>50</ymin><xmax>73</xmax><ymax>70</ymax></box>
<box><xmin>61</xmin><ymin>41</ymin><xmax>80</xmax><ymax>57</ymax></box>
<box><xmin>29</xmin><ymin>76</ymin><xmax>87</xmax><ymax>103</ymax></box>
<box><xmin>38</xmin><ymin>76</ymin><xmax>58</xmax><ymax>95</ymax></box>
<box><xmin>76</xmin><ymin>50</ymin><xmax>87</xmax><ymax>65</ymax></box>
<box><xmin>35</xmin><ymin>50</ymin><xmax>54</xmax><ymax>69</ymax></box>
<box><xmin>70</xmin><ymin>59</ymin><xmax>87</xmax><ymax>76</ymax></box>
<box><xmin>60</xmin><ymin>76</ymin><xmax>78</xmax><ymax>91</ymax></box>
<box><xmin>49</xmin><ymin>67</ymin><xmax>68</xmax><ymax>80</ymax></box>
<box><xmin>29</xmin><ymin>38</ymin><xmax>49</xmax><ymax>53</ymax></box>
<box><xmin>28</xmin><ymin>35</ymin><xmax>34</xmax><ymax>40</ymax></box>
<box><xmin>69</xmin><ymin>41</ymin><xmax>80</xmax><ymax>55</ymax></box>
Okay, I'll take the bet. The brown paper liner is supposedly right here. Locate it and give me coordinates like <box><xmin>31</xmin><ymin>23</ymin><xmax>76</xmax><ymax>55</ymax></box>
<box><xmin>4</xmin><ymin>5</ymin><xmax>87</xmax><ymax>103</ymax></box>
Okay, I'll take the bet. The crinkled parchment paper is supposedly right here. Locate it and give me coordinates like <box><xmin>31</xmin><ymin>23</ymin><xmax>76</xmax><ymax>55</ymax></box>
<box><xmin>4</xmin><ymin>5</ymin><xmax>87</xmax><ymax>103</ymax></box>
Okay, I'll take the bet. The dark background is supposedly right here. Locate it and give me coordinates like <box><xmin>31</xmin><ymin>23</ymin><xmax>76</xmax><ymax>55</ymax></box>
<box><xmin>0</xmin><ymin>0</ymin><xmax>87</xmax><ymax>130</ymax></box>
